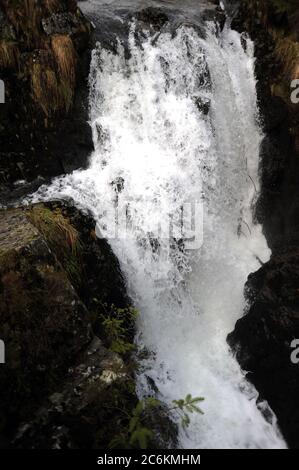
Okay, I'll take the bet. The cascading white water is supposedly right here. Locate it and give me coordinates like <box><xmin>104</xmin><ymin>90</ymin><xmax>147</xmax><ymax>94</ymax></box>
<box><xmin>29</xmin><ymin>21</ymin><xmax>286</xmax><ymax>449</ymax></box>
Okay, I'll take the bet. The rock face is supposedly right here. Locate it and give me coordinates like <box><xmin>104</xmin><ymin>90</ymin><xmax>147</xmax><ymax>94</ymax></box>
<box><xmin>228</xmin><ymin>1</ymin><xmax>299</xmax><ymax>251</ymax></box>
<box><xmin>0</xmin><ymin>202</ymin><xmax>136</xmax><ymax>449</ymax></box>
<box><xmin>0</xmin><ymin>0</ymin><xmax>93</xmax><ymax>202</ymax></box>
<box><xmin>227</xmin><ymin>0</ymin><xmax>299</xmax><ymax>448</ymax></box>
<box><xmin>134</xmin><ymin>7</ymin><xmax>169</xmax><ymax>30</ymax></box>
<box><xmin>13</xmin><ymin>336</ymin><xmax>134</xmax><ymax>449</ymax></box>
<box><xmin>227</xmin><ymin>251</ymin><xmax>299</xmax><ymax>448</ymax></box>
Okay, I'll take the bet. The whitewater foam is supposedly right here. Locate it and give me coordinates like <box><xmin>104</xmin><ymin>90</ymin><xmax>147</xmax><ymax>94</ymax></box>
<box><xmin>28</xmin><ymin>22</ymin><xmax>286</xmax><ymax>449</ymax></box>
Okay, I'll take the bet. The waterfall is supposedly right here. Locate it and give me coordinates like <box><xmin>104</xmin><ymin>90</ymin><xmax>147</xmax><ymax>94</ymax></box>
<box><xmin>29</xmin><ymin>20</ymin><xmax>286</xmax><ymax>449</ymax></box>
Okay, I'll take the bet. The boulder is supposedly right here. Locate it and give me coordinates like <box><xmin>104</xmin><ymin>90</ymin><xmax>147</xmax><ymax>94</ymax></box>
<box><xmin>134</xmin><ymin>7</ymin><xmax>169</xmax><ymax>30</ymax></box>
<box><xmin>41</xmin><ymin>11</ymin><xmax>91</xmax><ymax>50</ymax></box>
<box><xmin>42</xmin><ymin>12</ymin><xmax>84</xmax><ymax>36</ymax></box>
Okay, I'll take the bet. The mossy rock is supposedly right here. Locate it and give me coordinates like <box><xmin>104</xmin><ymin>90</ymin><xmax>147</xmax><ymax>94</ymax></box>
<box><xmin>0</xmin><ymin>207</ymin><xmax>93</xmax><ymax>447</ymax></box>
<box><xmin>0</xmin><ymin>202</ymin><xmax>135</xmax><ymax>448</ymax></box>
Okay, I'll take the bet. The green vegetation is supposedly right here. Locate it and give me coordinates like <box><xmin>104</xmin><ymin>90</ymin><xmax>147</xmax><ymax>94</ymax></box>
<box><xmin>172</xmin><ymin>394</ymin><xmax>205</xmax><ymax>429</ymax></box>
<box><xmin>109</xmin><ymin>394</ymin><xmax>205</xmax><ymax>449</ymax></box>
<box><xmin>89</xmin><ymin>301</ymin><xmax>204</xmax><ymax>449</ymax></box>
<box><xmin>93</xmin><ymin>302</ymin><xmax>138</xmax><ymax>355</ymax></box>
<box><xmin>102</xmin><ymin>312</ymin><xmax>136</xmax><ymax>355</ymax></box>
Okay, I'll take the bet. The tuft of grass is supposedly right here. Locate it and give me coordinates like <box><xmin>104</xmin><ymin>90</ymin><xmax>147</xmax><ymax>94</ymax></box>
<box><xmin>30</xmin><ymin>60</ymin><xmax>75</xmax><ymax>116</ymax></box>
<box><xmin>31</xmin><ymin>63</ymin><xmax>58</xmax><ymax>116</ymax></box>
<box><xmin>3</xmin><ymin>0</ymin><xmax>43</xmax><ymax>49</ymax></box>
<box><xmin>58</xmin><ymin>78</ymin><xmax>75</xmax><ymax>113</ymax></box>
<box><xmin>0</xmin><ymin>41</ymin><xmax>19</xmax><ymax>70</ymax></box>
<box><xmin>51</xmin><ymin>35</ymin><xmax>77</xmax><ymax>88</ymax></box>
<box><xmin>276</xmin><ymin>37</ymin><xmax>299</xmax><ymax>80</ymax></box>
<box><xmin>27</xmin><ymin>205</ymin><xmax>83</xmax><ymax>286</ymax></box>
<box><xmin>43</xmin><ymin>0</ymin><xmax>61</xmax><ymax>14</ymax></box>
<box><xmin>27</xmin><ymin>205</ymin><xmax>80</xmax><ymax>254</ymax></box>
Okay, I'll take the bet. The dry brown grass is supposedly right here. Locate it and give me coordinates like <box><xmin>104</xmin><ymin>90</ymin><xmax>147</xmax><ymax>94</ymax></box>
<box><xmin>31</xmin><ymin>62</ymin><xmax>58</xmax><ymax>116</ymax></box>
<box><xmin>30</xmin><ymin>48</ymin><xmax>76</xmax><ymax>116</ymax></box>
<box><xmin>276</xmin><ymin>38</ymin><xmax>299</xmax><ymax>80</ymax></box>
<box><xmin>58</xmin><ymin>79</ymin><xmax>74</xmax><ymax>113</ymax></box>
<box><xmin>27</xmin><ymin>205</ymin><xmax>83</xmax><ymax>286</ymax></box>
<box><xmin>2</xmin><ymin>0</ymin><xmax>43</xmax><ymax>49</ymax></box>
<box><xmin>51</xmin><ymin>35</ymin><xmax>77</xmax><ymax>88</ymax></box>
<box><xmin>27</xmin><ymin>205</ymin><xmax>80</xmax><ymax>254</ymax></box>
<box><xmin>0</xmin><ymin>41</ymin><xmax>19</xmax><ymax>70</ymax></box>
<box><xmin>23</xmin><ymin>0</ymin><xmax>36</xmax><ymax>18</ymax></box>
<box><xmin>43</xmin><ymin>0</ymin><xmax>61</xmax><ymax>13</ymax></box>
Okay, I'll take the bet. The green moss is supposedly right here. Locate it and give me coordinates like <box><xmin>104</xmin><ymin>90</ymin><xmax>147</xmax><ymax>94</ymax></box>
<box><xmin>93</xmin><ymin>376</ymin><xmax>138</xmax><ymax>449</ymax></box>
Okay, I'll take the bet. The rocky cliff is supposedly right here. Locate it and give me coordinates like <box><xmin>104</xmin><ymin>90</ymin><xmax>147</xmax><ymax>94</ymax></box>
<box><xmin>0</xmin><ymin>0</ymin><xmax>144</xmax><ymax>450</ymax></box>
<box><xmin>0</xmin><ymin>0</ymin><xmax>93</xmax><ymax>202</ymax></box>
<box><xmin>0</xmin><ymin>2</ymin><xmax>181</xmax><ymax>450</ymax></box>
<box><xmin>0</xmin><ymin>201</ymin><xmax>138</xmax><ymax>448</ymax></box>
<box><xmin>227</xmin><ymin>0</ymin><xmax>299</xmax><ymax>448</ymax></box>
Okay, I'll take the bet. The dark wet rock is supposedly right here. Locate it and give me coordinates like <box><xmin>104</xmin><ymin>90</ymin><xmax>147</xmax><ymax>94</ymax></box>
<box><xmin>0</xmin><ymin>201</ymin><xmax>133</xmax><ymax>448</ymax></box>
<box><xmin>111</xmin><ymin>176</ymin><xmax>125</xmax><ymax>194</ymax></box>
<box><xmin>259</xmin><ymin>133</ymin><xmax>287</xmax><ymax>191</ymax></box>
<box><xmin>43</xmin><ymin>200</ymin><xmax>131</xmax><ymax>312</ymax></box>
<box><xmin>142</xmin><ymin>402</ymin><xmax>178</xmax><ymax>449</ymax></box>
<box><xmin>195</xmin><ymin>96</ymin><xmax>211</xmax><ymax>115</ymax></box>
<box><xmin>0</xmin><ymin>1</ymin><xmax>92</xmax><ymax>201</ymax></box>
<box><xmin>13</xmin><ymin>336</ymin><xmax>135</xmax><ymax>449</ymax></box>
<box><xmin>290</xmin><ymin>11</ymin><xmax>299</xmax><ymax>41</ymax></box>
<box><xmin>0</xmin><ymin>200</ymin><xmax>180</xmax><ymax>449</ymax></box>
<box><xmin>0</xmin><ymin>207</ymin><xmax>92</xmax><ymax>447</ymax></box>
<box><xmin>134</xmin><ymin>7</ymin><xmax>169</xmax><ymax>30</ymax></box>
<box><xmin>227</xmin><ymin>0</ymin><xmax>299</xmax><ymax>280</ymax></box>
<box><xmin>0</xmin><ymin>6</ymin><xmax>15</xmax><ymax>40</ymax></box>
<box><xmin>227</xmin><ymin>0</ymin><xmax>299</xmax><ymax>450</ymax></box>
<box><xmin>227</xmin><ymin>250</ymin><xmax>299</xmax><ymax>448</ymax></box>
<box><xmin>41</xmin><ymin>10</ymin><xmax>91</xmax><ymax>51</ymax></box>
<box><xmin>260</xmin><ymin>95</ymin><xmax>289</xmax><ymax>133</ymax></box>
<box><xmin>255</xmin><ymin>94</ymin><xmax>299</xmax><ymax>253</ymax></box>
<box><xmin>202</xmin><ymin>6</ymin><xmax>226</xmax><ymax>31</ymax></box>
<box><xmin>43</xmin><ymin>11</ymin><xmax>85</xmax><ymax>36</ymax></box>
<box><xmin>0</xmin><ymin>92</ymin><xmax>93</xmax><ymax>198</ymax></box>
